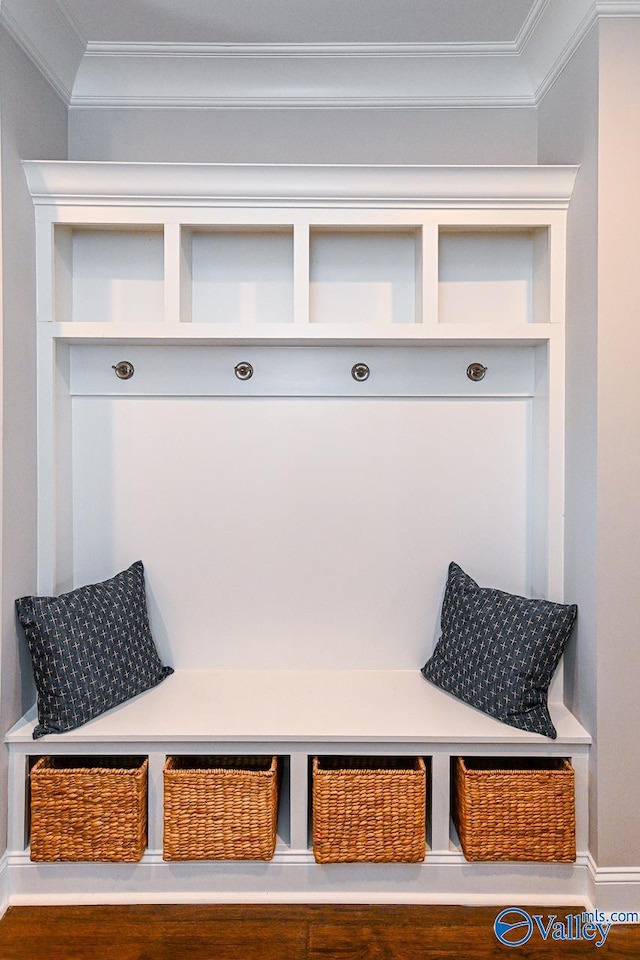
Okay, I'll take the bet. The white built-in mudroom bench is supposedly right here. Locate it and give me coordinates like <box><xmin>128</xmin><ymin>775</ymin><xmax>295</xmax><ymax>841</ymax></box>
<box><xmin>6</xmin><ymin>161</ymin><xmax>591</xmax><ymax>907</ymax></box>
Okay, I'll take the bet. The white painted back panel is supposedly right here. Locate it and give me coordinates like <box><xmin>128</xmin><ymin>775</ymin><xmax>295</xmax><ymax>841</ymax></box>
<box><xmin>310</xmin><ymin>232</ymin><xmax>417</xmax><ymax>324</ymax></box>
<box><xmin>191</xmin><ymin>231</ymin><xmax>294</xmax><ymax>324</ymax></box>
<box><xmin>439</xmin><ymin>232</ymin><xmax>537</xmax><ymax>324</ymax></box>
<box><xmin>71</xmin><ymin>395</ymin><xmax>531</xmax><ymax>670</ymax></box>
<box><xmin>71</xmin><ymin>230</ymin><xmax>164</xmax><ymax>323</ymax></box>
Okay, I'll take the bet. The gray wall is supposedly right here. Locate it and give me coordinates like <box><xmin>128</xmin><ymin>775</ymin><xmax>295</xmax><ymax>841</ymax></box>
<box><xmin>538</xmin><ymin>25</ymin><xmax>600</xmax><ymax>857</ymax></box>
<box><xmin>592</xmin><ymin>17</ymin><xmax>640</xmax><ymax>868</ymax></box>
<box><xmin>0</xmin><ymin>25</ymin><xmax>68</xmax><ymax>853</ymax></box>
<box><xmin>69</xmin><ymin>105</ymin><xmax>538</xmax><ymax>164</ymax></box>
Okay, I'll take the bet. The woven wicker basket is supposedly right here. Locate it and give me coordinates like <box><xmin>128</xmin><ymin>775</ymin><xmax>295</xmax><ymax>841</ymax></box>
<box><xmin>163</xmin><ymin>755</ymin><xmax>280</xmax><ymax>861</ymax></box>
<box><xmin>452</xmin><ymin>756</ymin><xmax>576</xmax><ymax>862</ymax></box>
<box><xmin>312</xmin><ymin>756</ymin><xmax>426</xmax><ymax>863</ymax></box>
<box><xmin>30</xmin><ymin>756</ymin><xmax>148</xmax><ymax>862</ymax></box>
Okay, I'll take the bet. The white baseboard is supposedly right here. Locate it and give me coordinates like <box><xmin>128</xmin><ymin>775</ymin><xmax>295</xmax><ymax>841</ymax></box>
<box><xmin>588</xmin><ymin>854</ymin><xmax>640</xmax><ymax>916</ymax></box>
<box><xmin>5</xmin><ymin>849</ymin><xmax>591</xmax><ymax>909</ymax></box>
<box><xmin>9</xmin><ymin>849</ymin><xmax>636</xmax><ymax>914</ymax></box>
<box><xmin>0</xmin><ymin>851</ymin><xmax>9</xmax><ymax>918</ymax></box>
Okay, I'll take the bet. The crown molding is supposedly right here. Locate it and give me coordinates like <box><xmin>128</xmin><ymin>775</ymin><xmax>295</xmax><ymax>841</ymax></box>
<box><xmin>70</xmin><ymin>46</ymin><xmax>533</xmax><ymax>110</ymax></box>
<box><xmin>84</xmin><ymin>41</ymin><xmax>522</xmax><ymax>59</ymax></box>
<box><xmin>522</xmin><ymin>0</ymin><xmax>594</xmax><ymax>102</ymax></box>
<box><xmin>4</xmin><ymin>0</ymin><xmax>640</xmax><ymax>111</ymax></box>
<box><xmin>68</xmin><ymin>0</ymin><xmax>640</xmax><ymax>110</ymax></box>
<box><xmin>514</xmin><ymin>0</ymin><xmax>554</xmax><ymax>49</ymax></box>
<box><xmin>22</xmin><ymin>161</ymin><xmax>579</xmax><ymax>210</ymax></box>
<box><xmin>78</xmin><ymin>0</ymin><xmax>552</xmax><ymax>61</ymax></box>
<box><xmin>595</xmin><ymin>0</ymin><xmax>640</xmax><ymax>13</ymax></box>
<box><xmin>52</xmin><ymin>0</ymin><xmax>87</xmax><ymax>45</ymax></box>
<box><xmin>0</xmin><ymin>0</ymin><xmax>85</xmax><ymax>104</ymax></box>
<box><xmin>74</xmin><ymin>37</ymin><xmax>532</xmax><ymax>110</ymax></box>
<box><xmin>70</xmin><ymin>95</ymin><xmax>538</xmax><ymax>111</ymax></box>
<box><xmin>525</xmin><ymin>0</ymin><xmax>640</xmax><ymax>103</ymax></box>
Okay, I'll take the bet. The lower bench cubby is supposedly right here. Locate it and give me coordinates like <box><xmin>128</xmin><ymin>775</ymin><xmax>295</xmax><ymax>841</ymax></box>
<box><xmin>452</xmin><ymin>756</ymin><xmax>576</xmax><ymax>863</ymax></box>
<box><xmin>24</xmin><ymin>752</ymin><xmax>579</xmax><ymax>867</ymax></box>
<box><xmin>312</xmin><ymin>756</ymin><xmax>427</xmax><ymax>863</ymax></box>
<box><xmin>29</xmin><ymin>756</ymin><xmax>148</xmax><ymax>862</ymax></box>
<box><xmin>163</xmin><ymin>755</ymin><xmax>280</xmax><ymax>861</ymax></box>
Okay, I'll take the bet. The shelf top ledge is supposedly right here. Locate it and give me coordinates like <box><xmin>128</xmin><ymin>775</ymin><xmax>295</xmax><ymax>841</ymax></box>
<box><xmin>22</xmin><ymin>161</ymin><xmax>579</xmax><ymax>210</ymax></box>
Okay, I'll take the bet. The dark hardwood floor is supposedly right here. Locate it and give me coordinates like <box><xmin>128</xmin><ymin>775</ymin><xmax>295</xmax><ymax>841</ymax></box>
<box><xmin>0</xmin><ymin>904</ymin><xmax>639</xmax><ymax>959</ymax></box>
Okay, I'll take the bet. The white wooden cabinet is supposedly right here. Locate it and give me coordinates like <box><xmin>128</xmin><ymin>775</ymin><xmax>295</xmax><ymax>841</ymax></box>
<box><xmin>5</xmin><ymin>162</ymin><xmax>592</xmax><ymax>907</ymax></box>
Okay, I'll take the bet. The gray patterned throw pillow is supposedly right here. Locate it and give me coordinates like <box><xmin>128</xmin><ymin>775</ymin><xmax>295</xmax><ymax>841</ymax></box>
<box><xmin>16</xmin><ymin>561</ymin><xmax>173</xmax><ymax>739</ymax></box>
<box><xmin>421</xmin><ymin>562</ymin><xmax>577</xmax><ymax>739</ymax></box>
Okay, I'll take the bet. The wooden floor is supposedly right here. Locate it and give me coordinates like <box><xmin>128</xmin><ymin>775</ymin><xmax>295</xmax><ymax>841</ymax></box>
<box><xmin>0</xmin><ymin>904</ymin><xmax>639</xmax><ymax>959</ymax></box>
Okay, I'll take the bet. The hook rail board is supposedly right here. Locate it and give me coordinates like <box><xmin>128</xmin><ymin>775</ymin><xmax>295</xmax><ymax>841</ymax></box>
<box><xmin>68</xmin><ymin>344</ymin><xmax>538</xmax><ymax>398</ymax></box>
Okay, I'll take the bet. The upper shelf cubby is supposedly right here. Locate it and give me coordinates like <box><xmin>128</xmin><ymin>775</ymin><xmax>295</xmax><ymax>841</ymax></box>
<box><xmin>309</xmin><ymin>227</ymin><xmax>420</xmax><ymax>326</ymax></box>
<box><xmin>25</xmin><ymin>161</ymin><xmax>578</xmax><ymax>337</ymax></box>
<box><xmin>438</xmin><ymin>227</ymin><xmax>549</xmax><ymax>325</ymax></box>
<box><xmin>188</xmin><ymin>226</ymin><xmax>294</xmax><ymax>325</ymax></box>
<box><xmin>54</xmin><ymin>225</ymin><xmax>164</xmax><ymax>324</ymax></box>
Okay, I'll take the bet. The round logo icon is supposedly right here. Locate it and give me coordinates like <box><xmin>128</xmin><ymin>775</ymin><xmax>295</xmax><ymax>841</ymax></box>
<box><xmin>494</xmin><ymin>908</ymin><xmax>534</xmax><ymax>947</ymax></box>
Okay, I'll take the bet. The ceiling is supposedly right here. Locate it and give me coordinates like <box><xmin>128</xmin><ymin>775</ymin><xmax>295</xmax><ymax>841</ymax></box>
<box><xmin>0</xmin><ymin>0</ymin><xmax>637</xmax><ymax>108</ymax></box>
<box><xmin>56</xmin><ymin>0</ymin><xmax>536</xmax><ymax>46</ymax></box>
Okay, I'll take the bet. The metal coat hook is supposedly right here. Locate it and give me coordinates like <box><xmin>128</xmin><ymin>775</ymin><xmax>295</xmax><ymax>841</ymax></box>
<box><xmin>351</xmin><ymin>362</ymin><xmax>371</xmax><ymax>382</ymax></box>
<box><xmin>466</xmin><ymin>362</ymin><xmax>487</xmax><ymax>382</ymax></box>
<box><xmin>112</xmin><ymin>360</ymin><xmax>135</xmax><ymax>380</ymax></box>
<box><xmin>234</xmin><ymin>361</ymin><xmax>254</xmax><ymax>381</ymax></box>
